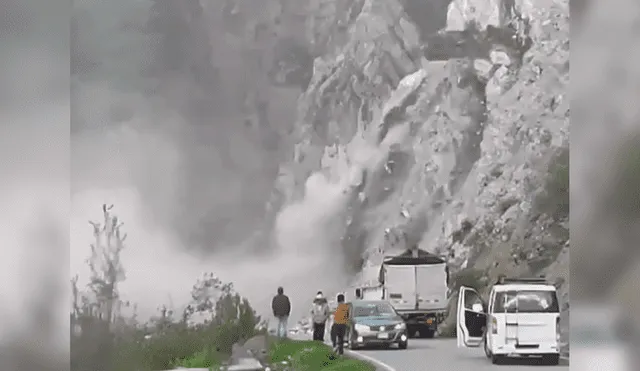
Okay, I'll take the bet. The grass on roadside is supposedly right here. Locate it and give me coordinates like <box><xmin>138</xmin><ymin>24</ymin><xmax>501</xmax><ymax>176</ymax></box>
<box><xmin>171</xmin><ymin>348</ymin><xmax>223</xmax><ymax>369</ymax></box>
<box><xmin>268</xmin><ymin>340</ymin><xmax>376</xmax><ymax>371</ymax></box>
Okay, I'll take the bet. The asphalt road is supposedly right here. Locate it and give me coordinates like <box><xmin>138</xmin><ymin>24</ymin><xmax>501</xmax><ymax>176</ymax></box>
<box><xmin>354</xmin><ymin>338</ymin><xmax>570</xmax><ymax>371</ymax></box>
<box><xmin>290</xmin><ymin>331</ymin><xmax>568</xmax><ymax>370</ymax></box>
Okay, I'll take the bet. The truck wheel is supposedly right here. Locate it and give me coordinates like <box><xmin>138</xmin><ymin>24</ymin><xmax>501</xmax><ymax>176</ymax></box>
<box><xmin>542</xmin><ymin>354</ymin><xmax>560</xmax><ymax>365</ymax></box>
<box><xmin>418</xmin><ymin>327</ymin><xmax>435</xmax><ymax>338</ymax></box>
<box><xmin>491</xmin><ymin>354</ymin><xmax>505</xmax><ymax>365</ymax></box>
<box><xmin>406</xmin><ymin>326</ymin><xmax>417</xmax><ymax>338</ymax></box>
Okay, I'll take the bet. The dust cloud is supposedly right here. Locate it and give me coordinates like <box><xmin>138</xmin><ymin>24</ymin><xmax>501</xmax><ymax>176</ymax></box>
<box><xmin>68</xmin><ymin>0</ymin><xmax>346</xmax><ymax>325</ymax></box>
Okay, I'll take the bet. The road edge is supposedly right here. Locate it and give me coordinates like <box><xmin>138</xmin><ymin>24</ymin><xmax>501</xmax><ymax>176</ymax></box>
<box><xmin>345</xmin><ymin>349</ymin><xmax>397</xmax><ymax>371</ymax></box>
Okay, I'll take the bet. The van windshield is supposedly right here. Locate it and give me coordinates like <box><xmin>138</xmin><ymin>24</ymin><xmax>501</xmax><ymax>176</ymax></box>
<box><xmin>493</xmin><ymin>290</ymin><xmax>560</xmax><ymax>313</ymax></box>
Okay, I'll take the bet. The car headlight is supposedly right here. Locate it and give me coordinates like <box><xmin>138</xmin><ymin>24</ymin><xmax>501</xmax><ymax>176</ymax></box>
<box><xmin>394</xmin><ymin>322</ymin><xmax>406</xmax><ymax>330</ymax></box>
<box><xmin>354</xmin><ymin>323</ymin><xmax>370</xmax><ymax>332</ymax></box>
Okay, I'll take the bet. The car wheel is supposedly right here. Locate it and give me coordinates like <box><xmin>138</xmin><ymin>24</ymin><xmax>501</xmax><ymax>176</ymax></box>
<box><xmin>542</xmin><ymin>354</ymin><xmax>560</xmax><ymax>365</ymax></box>
<box><xmin>491</xmin><ymin>354</ymin><xmax>505</xmax><ymax>365</ymax></box>
<box><xmin>348</xmin><ymin>331</ymin><xmax>359</xmax><ymax>350</ymax></box>
<box><xmin>398</xmin><ymin>340</ymin><xmax>408</xmax><ymax>350</ymax></box>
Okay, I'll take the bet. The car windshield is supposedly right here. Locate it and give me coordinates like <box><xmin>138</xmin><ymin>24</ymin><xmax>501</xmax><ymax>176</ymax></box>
<box><xmin>353</xmin><ymin>302</ymin><xmax>396</xmax><ymax>317</ymax></box>
<box><xmin>493</xmin><ymin>290</ymin><xmax>560</xmax><ymax>313</ymax></box>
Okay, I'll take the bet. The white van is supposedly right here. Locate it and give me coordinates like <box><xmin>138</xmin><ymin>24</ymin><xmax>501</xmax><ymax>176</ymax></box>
<box><xmin>457</xmin><ymin>278</ymin><xmax>561</xmax><ymax>365</ymax></box>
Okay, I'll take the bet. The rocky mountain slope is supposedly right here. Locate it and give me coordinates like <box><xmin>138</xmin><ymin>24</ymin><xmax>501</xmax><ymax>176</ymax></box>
<box><xmin>169</xmin><ymin>0</ymin><xmax>569</xmax><ymax>346</ymax></box>
<box><xmin>277</xmin><ymin>0</ymin><xmax>569</xmax><ymax>283</ymax></box>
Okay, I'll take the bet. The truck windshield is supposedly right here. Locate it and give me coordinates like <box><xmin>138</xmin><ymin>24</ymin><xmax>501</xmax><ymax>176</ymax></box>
<box><xmin>493</xmin><ymin>290</ymin><xmax>560</xmax><ymax>313</ymax></box>
<box><xmin>353</xmin><ymin>302</ymin><xmax>396</xmax><ymax>317</ymax></box>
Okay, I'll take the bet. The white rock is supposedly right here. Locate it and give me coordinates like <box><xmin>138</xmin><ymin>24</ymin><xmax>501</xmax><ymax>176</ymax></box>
<box><xmin>489</xmin><ymin>50</ymin><xmax>512</xmax><ymax>66</ymax></box>
<box><xmin>473</xmin><ymin>59</ymin><xmax>495</xmax><ymax>80</ymax></box>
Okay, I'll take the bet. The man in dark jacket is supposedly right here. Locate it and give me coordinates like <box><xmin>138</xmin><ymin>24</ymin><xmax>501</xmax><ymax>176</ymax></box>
<box><xmin>272</xmin><ymin>286</ymin><xmax>291</xmax><ymax>339</ymax></box>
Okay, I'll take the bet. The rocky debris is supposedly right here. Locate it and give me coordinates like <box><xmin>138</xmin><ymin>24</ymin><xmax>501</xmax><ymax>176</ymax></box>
<box><xmin>230</xmin><ymin>335</ymin><xmax>270</xmax><ymax>365</ymax></box>
<box><xmin>167</xmin><ymin>0</ymin><xmax>570</xmax><ymax>345</ymax></box>
<box><xmin>225</xmin><ymin>358</ymin><xmax>264</xmax><ymax>370</ymax></box>
<box><xmin>276</xmin><ymin>0</ymin><xmax>569</xmax><ymax>308</ymax></box>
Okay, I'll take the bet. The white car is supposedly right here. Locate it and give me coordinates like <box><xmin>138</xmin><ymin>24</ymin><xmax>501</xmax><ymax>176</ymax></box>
<box><xmin>457</xmin><ymin>278</ymin><xmax>561</xmax><ymax>365</ymax></box>
<box><xmin>571</xmin><ymin>304</ymin><xmax>632</xmax><ymax>371</ymax></box>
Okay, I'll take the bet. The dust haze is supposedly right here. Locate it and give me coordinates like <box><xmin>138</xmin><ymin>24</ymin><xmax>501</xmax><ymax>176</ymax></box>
<box><xmin>69</xmin><ymin>0</ymin><xmax>359</xmax><ymax>324</ymax></box>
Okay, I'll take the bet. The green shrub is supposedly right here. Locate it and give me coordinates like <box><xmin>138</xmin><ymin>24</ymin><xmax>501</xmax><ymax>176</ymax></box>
<box><xmin>268</xmin><ymin>340</ymin><xmax>375</xmax><ymax>371</ymax></box>
<box><xmin>172</xmin><ymin>348</ymin><xmax>222</xmax><ymax>369</ymax></box>
<box><xmin>71</xmin><ymin>207</ymin><xmax>263</xmax><ymax>371</ymax></box>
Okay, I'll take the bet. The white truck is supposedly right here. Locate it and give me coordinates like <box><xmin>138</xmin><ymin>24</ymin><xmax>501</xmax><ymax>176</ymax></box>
<box><xmin>355</xmin><ymin>248</ymin><xmax>450</xmax><ymax>338</ymax></box>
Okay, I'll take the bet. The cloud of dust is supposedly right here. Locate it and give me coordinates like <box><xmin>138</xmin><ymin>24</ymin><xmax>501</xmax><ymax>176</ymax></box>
<box><xmin>270</xmin><ymin>124</ymin><xmax>412</xmax><ymax>322</ymax></box>
<box><xmin>69</xmin><ymin>0</ymin><xmax>415</xmax><ymax>329</ymax></box>
<box><xmin>69</xmin><ymin>0</ymin><xmax>282</xmax><ymax>321</ymax></box>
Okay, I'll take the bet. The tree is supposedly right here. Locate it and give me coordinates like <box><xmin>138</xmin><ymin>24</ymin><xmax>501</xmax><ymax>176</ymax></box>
<box><xmin>71</xmin><ymin>204</ymin><xmax>128</xmax><ymax>371</ymax></box>
<box><xmin>87</xmin><ymin>204</ymin><xmax>127</xmax><ymax>326</ymax></box>
<box><xmin>71</xmin><ymin>205</ymin><xmax>264</xmax><ymax>371</ymax></box>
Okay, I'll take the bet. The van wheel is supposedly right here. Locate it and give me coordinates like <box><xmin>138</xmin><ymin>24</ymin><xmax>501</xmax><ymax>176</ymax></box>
<box><xmin>542</xmin><ymin>354</ymin><xmax>560</xmax><ymax>365</ymax></box>
<box><xmin>491</xmin><ymin>354</ymin><xmax>505</xmax><ymax>365</ymax></box>
<box><xmin>483</xmin><ymin>336</ymin><xmax>492</xmax><ymax>358</ymax></box>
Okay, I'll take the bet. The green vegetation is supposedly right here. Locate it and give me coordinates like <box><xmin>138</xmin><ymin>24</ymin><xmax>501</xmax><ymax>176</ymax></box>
<box><xmin>70</xmin><ymin>205</ymin><xmax>264</xmax><ymax>371</ymax></box>
<box><xmin>268</xmin><ymin>340</ymin><xmax>376</xmax><ymax>371</ymax></box>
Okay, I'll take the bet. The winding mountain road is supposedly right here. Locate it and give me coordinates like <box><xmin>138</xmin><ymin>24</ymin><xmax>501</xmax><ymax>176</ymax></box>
<box><xmin>353</xmin><ymin>338</ymin><xmax>569</xmax><ymax>371</ymax></box>
<box><xmin>292</xmin><ymin>331</ymin><xmax>568</xmax><ymax>371</ymax></box>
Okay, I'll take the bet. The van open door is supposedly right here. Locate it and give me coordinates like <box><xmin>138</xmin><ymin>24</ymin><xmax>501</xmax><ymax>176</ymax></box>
<box><xmin>456</xmin><ymin>286</ymin><xmax>487</xmax><ymax>347</ymax></box>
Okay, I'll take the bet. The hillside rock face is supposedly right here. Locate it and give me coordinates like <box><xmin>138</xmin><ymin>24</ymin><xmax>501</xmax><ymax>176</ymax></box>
<box><xmin>276</xmin><ymin>0</ymin><xmax>570</xmax><ymax>347</ymax></box>
<box><xmin>176</xmin><ymin>0</ymin><xmax>569</xmax><ymax>348</ymax></box>
<box><xmin>278</xmin><ymin>0</ymin><xmax>569</xmax><ymax>274</ymax></box>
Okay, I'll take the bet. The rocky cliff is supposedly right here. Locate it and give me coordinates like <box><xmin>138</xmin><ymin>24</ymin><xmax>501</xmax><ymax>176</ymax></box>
<box><xmin>174</xmin><ymin>0</ymin><xmax>569</xmax><ymax>345</ymax></box>
<box><xmin>277</xmin><ymin>0</ymin><xmax>569</xmax><ymax>280</ymax></box>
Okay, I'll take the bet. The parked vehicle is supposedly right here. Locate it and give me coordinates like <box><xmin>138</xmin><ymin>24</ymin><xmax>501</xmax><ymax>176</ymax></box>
<box><xmin>346</xmin><ymin>300</ymin><xmax>409</xmax><ymax>350</ymax></box>
<box><xmin>457</xmin><ymin>277</ymin><xmax>562</xmax><ymax>365</ymax></box>
<box><xmin>355</xmin><ymin>247</ymin><xmax>449</xmax><ymax>338</ymax></box>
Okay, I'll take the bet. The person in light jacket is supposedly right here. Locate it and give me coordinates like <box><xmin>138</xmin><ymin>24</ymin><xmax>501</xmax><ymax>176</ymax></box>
<box><xmin>310</xmin><ymin>291</ymin><xmax>330</xmax><ymax>341</ymax></box>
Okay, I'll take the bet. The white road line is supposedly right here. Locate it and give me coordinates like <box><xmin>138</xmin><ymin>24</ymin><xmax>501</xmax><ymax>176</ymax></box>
<box><xmin>346</xmin><ymin>349</ymin><xmax>397</xmax><ymax>371</ymax></box>
<box><xmin>321</xmin><ymin>339</ymin><xmax>396</xmax><ymax>371</ymax></box>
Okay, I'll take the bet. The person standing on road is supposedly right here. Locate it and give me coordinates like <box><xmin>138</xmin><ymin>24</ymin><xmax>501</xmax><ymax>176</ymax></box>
<box><xmin>330</xmin><ymin>293</ymin><xmax>349</xmax><ymax>354</ymax></box>
<box><xmin>310</xmin><ymin>291</ymin><xmax>330</xmax><ymax>341</ymax></box>
<box><xmin>272</xmin><ymin>286</ymin><xmax>291</xmax><ymax>339</ymax></box>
